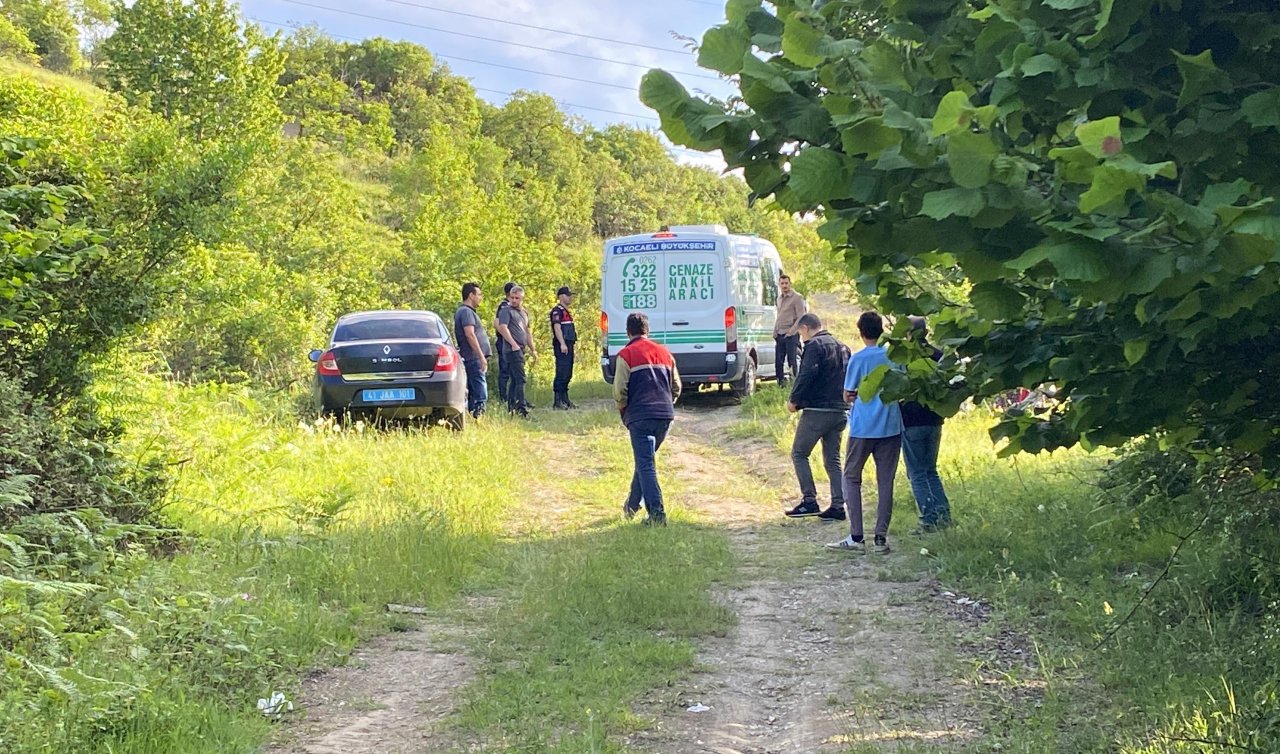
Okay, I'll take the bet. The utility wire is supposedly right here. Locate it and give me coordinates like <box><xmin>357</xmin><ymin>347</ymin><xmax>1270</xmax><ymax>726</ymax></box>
<box><xmin>472</xmin><ymin>87</ymin><xmax>657</xmax><ymax>121</ymax></box>
<box><xmin>264</xmin><ymin>2</ymin><xmax>718</xmax><ymax>81</ymax></box>
<box><xmin>252</xmin><ymin>17</ymin><xmax>637</xmax><ymax>91</ymax></box>
<box><xmin>248</xmin><ymin>17</ymin><xmax>727</xmax><ymax>147</ymax></box>
<box><xmin>251</xmin><ymin>18</ymin><xmax>667</xmax><ymax>122</ymax></box>
<box><xmin>355</xmin><ymin>0</ymin><xmax>688</xmax><ymax>54</ymax></box>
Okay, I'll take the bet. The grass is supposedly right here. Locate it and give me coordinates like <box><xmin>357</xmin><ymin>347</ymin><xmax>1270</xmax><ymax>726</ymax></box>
<box><xmin>13</xmin><ymin>361</ymin><xmax>1273</xmax><ymax>752</ymax></box>
<box><xmin>1</xmin><ymin>373</ymin><xmax>732</xmax><ymax>754</ymax></box>
<box><xmin>732</xmin><ymin>388</ymin><xmax>1279</xmax><ymax>752</ymax></box>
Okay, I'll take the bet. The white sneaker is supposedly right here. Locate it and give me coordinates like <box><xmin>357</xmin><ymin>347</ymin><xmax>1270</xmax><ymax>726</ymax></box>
<box><xmin>824</xmin><ymin>536</ymin><xmax>866</xmax><ymax>554</ymax></box>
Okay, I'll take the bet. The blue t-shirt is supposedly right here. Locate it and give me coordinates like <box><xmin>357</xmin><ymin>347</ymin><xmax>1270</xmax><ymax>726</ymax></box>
<box><xmin>844</xmin><ymin>344</ymin><xmax>903</xmax><ymax>438</ymax></box>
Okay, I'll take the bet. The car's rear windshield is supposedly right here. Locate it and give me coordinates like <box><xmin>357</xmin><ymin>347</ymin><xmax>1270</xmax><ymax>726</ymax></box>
<box><xmin>333</xmin><ymin>317</ymin><xmax>442</xmax><ymax>342</ymax></box>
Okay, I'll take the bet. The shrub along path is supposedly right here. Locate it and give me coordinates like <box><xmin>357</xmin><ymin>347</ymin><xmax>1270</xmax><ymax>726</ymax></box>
<box><xmin>270</xmin><ymin>390</ymin><xmax>1001</xmax><ymax>753</ymax></box>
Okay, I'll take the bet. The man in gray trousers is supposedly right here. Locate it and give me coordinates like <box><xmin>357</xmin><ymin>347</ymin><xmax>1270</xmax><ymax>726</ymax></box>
<box><xmin>783</xmin><ymin>313</ymin><xmax>851</xmax><ymax>521</ymax></box>
<box><xmin>826</xmin><ymin>311</ymin><xmax>903</xmax><ymax>555</ymax></box>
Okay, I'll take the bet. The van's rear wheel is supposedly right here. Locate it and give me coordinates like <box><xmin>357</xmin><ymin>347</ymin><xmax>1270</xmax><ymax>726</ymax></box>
<box><xmin>732</xmin><ymin>356</ymin><xmax>757</xmax><ymax>398</ymax></box>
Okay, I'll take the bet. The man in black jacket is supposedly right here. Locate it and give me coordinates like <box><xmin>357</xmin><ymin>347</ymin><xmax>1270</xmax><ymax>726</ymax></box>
<box><xmin>784</xmin><ymin>313</ymin><xmax>850</xmax><ymax>520</ymax></box>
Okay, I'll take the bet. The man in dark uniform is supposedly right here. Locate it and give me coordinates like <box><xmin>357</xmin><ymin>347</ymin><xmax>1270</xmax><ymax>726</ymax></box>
<box><xmin>494</xmin><ymin>281</ymin><xmax>515</xmax><ymax>404</ymax></box>
<box><xmin>550</xmin><ymin>286</ymin><xmax>578</xmax><ymax>410</ymax></box>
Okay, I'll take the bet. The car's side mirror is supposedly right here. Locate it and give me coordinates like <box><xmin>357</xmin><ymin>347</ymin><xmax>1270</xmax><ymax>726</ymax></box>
<box><xmin>308</xmin><ymin>349</ymin><xmax>323</xmax><ymax>363</ymax></box>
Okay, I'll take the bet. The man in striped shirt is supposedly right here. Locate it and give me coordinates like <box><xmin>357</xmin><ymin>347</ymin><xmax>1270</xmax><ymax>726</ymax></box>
<box><xmin>614</xmin><ymin>312</ymin><xmax>682</xmax><ymax>526</ymax></box>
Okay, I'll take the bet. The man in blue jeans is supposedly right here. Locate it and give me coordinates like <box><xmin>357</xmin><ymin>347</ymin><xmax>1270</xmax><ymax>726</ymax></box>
<box><xmin>453</xmin><ymin>282</ymin><xmax>491</xmax><ymax>419</ymax></box>
<box><xmin>901</xmin><ymin>316</ymin><xmax>953</xmax><ymax>532</ymax></box>
<box><xmin>613</xmin><ymin>313</ymin><xmax>681</xmax><ymax>526</ymax></box>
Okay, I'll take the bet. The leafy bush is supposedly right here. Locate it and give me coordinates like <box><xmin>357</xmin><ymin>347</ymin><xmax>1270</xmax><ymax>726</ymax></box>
<box><xmin>0</xmin><ymin>17</ymin><xmax>38</xmax><ymax>63</ymax></box>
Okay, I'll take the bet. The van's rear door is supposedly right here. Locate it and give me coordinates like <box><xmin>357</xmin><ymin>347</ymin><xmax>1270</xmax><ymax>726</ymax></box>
<box><xmin>602</xmin><ymin>236</ymin><xmax>662</xmax><ymax>375</ymax></box>
<box><xmin>661</xmin><ymin>238</ymin><xmax>727</xmax><ymax>379</ymax></box>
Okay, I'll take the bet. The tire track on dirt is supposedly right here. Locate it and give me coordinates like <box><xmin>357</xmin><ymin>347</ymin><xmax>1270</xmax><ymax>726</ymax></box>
<box><xmin>267</xmin><ymin>622</ymin><xmax>473</xmax><ymax>754</ymax></box>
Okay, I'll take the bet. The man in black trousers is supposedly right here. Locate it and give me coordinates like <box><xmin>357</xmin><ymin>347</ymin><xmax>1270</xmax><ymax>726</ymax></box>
<box><xmin>550</xmin><ymin>286</ymin><xmax>578</xmax><ymax>409</ymax></box>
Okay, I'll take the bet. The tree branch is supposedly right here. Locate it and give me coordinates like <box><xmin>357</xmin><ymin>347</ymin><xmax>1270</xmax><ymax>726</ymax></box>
<box><xmin>1093</xmin><ymin>512</ymin><xmax>1211</xmax><ymax>650</ymax></box>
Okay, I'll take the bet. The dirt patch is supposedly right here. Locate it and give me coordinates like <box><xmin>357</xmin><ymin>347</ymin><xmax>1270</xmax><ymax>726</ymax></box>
<box><xmin>630</xmin><ymin>394</ymin><xmax>984</xmax><ymax>751</ymax></box>
<box><xmin>267</xmin><ymin>621</ymin><xmax>473</xmax><ymax>754</ymax></box>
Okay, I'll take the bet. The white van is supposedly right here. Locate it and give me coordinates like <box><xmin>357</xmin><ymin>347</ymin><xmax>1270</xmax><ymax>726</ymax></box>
<box><xmin>599</xmin><ymin>225</ymin><xmax>784</xmax><ymax>395</ymax></box>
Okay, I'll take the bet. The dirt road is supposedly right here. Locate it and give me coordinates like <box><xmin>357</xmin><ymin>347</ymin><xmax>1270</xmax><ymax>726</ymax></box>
<box><xmin>625</xmin><ymin>393</ymin><xmax>981</xmax><ymax>752</ymax></box>
<box><xmin>272</xmin><ymin>394</ymin><xmax>987</xmax><ymax>753</ymax></box>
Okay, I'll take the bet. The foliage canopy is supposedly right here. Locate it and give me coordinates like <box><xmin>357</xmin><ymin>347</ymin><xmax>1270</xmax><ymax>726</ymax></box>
<box><xmin>643</xmin><ymin>0</ymin><xmax>1280</xmax><ymax>463</ymax></box>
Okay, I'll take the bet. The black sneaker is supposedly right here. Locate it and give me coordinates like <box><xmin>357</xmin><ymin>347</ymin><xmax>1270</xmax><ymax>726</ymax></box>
<box><xmin>642</xmin><ymin>514</ymin><xmax>667</xmax><ymax>527</ymax></box>
<box><xmin>623</xmin><ymin>503</ymin><xmax>639</xmax><ymax>520</ymax></box>
<box><xmin>873</xmin><ymin>536</ymin><xmax>891</xmax><ymax>555</ymax></box>
<box><xmin>784</xmin><ymin>500</ymin><xmax>821</xmax><ymax>518</ymax></box>
<box><xmin>816</xmin><ymin>506</ymin><xmax>847</xmax><ymax>522</ymax></box>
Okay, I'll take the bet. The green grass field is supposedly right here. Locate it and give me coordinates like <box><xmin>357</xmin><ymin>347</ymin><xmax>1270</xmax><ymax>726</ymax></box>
<box><xmin>736</xmin><ymin>386</ymin><xmax>1274</xmax><ymax>753</ymax></box>
<box><xmin>7</xmin><ymin>372</ymin><xmax>1269</xmax><ymax>753</ymax></box>
<box><xmin>0</xmin><ymin>374</ymin><xmax>731</xmax><ymax>754</ymax></box>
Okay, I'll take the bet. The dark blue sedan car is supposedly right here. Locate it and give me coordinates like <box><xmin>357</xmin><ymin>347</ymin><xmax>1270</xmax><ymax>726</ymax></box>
<box><xmin>309</xmin><ymin>310</ymin><xmax>468</xmax><ymax>429</ymax></box>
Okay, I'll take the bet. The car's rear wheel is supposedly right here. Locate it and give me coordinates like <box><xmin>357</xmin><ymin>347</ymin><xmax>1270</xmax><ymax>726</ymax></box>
<box><xmin>442</xmin><ymin>409</ymin><xmax>465</xmax><ymax>432</ymax></box>
<box><xmin>731</xmin><ymin>356</ymin><xmax>757</xmax><ymax>399</ymax></box>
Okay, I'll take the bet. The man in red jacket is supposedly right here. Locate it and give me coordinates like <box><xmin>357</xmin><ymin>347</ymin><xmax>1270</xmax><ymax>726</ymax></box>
<box><xmin>613</xmin><ymin>313</ymin><xmax>682</xmax><ymax>526</ymax></box>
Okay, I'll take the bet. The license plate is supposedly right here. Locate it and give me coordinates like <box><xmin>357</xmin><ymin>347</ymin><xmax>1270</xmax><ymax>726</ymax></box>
<box><xmin>362</xmin><ymin>388</ymin><xmax>416</xmax><ymax>403</ymax></box>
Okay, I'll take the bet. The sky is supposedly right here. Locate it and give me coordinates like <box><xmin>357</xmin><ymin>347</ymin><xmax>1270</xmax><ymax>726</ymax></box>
<box><xmin>238</xmin><ymin>0</ymin><xmax>737</xmax><ymax>170</ymax></box>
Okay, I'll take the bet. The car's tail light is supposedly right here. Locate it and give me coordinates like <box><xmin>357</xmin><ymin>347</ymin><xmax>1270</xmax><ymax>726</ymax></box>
<box><xmin>725</xmin><ymin>306</ymin><xmax>738</xmax><ymax>353</ymax></box>
<box><xmin>435</xmin><ymin>344</ymin><xmax>458</xmax><ymax>372</ymax></box>
<box><xmin>317</xmin><ymin>350</ymin><xmax>341</xmax><ymax>376</ymax></box>
<box><xmin>599</xmin><ymin>311</ymin><xmax>608</xmax><ymax>334</ymax></box>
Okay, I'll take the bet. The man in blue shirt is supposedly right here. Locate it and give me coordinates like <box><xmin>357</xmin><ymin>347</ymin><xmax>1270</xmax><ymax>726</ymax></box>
<box><xmin>826</xmin><ymin>311</ymin><xmax>903</xmax><ymax>555</ymax></box>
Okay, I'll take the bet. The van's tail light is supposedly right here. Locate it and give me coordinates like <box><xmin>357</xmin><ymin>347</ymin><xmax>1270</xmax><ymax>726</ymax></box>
<box><xmin>435</xmin><ymin>345</ymin><xmax>458</xmax><ymax>372</ymax></box>
<box><xmin>599</xmin><ymin>311</ymin><xmax>609</xmax><ymax>334</ymax></box>
<box><xmin>652</xmin><ymin>232</ymin><xmax>677</xmax><ymax>238</ymax></box>
<box><xmin>317</xmin><ymin>350</ymin><xmax>341</xmax><ymax>376</ymax></box>
<box><xmin>725</xmin><ymin>306</ymin><xmax>738</xmax><ymax>353</ymax></box>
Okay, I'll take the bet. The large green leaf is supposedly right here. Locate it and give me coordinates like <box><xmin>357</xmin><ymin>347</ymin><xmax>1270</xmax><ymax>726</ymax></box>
<box><xmin>1242</xmin><ymin>89</ymin><xmax>1280</xmax><ymax>128</ymax></box>
<box><xmin>1232</xmin><ymin>213</ymin><xmax>1280</xmax><ymax>241</ymax></box>
<box><xmin>787</xmin><ymin>147</ymin><xmax>853</xmax><ymax>203</ymax></box>
<box><xmin>1123</xmin><ymin>339</ymin><xmax>1149</xmax><ymax>365</ymax></box>
<box><xmin>746</xmin><ymin>10</ymin><xmax>786</xmax><ymax>51</ymax></box>
<box><xmin>739</xmin><ymin>54</ymin><xmax>794</xmax><ymax>94</ymax></box>
<box><xmin>857</xmin><ymin>364</ymin><xmax>891</xmax><ymax>403</ymax></box>
<box><xmin>970</xmin><ymin>282</ymin><xmax>1026</xmax><ymax>320</ymax></box>
<box><xmin>698</xmin><ymin>25</ymin><xmax>750</xmax><ymax>74</ymax></box>
<box><xmin>1080</xmin><ymin>165</ymin><xmax>1144</xmax><ymax>213</ymax></box>
<box><xmin>920</xmin><ymin>187</ymin><xmax>985</xmax><ymax>219</ymax></box>
<box><xmin>1008</xmin><ymin>240</ymin><xmax>1110</xmax><ymax>281</ymax></box>
<box><xmin>1020</xmin><ymin>53</ymin><xmax>1062</xmax><ymax>77</ymax></box>
<box><xmin>1077</xmin><ymin>116</ymin><xmax>1122</xmax><ymax>158</ymax></box>
<box><xmin>841</xmin><ymin>117</ymin><xmax>902</xmax><ymax>157</ymax></box>
<box><xmin>639</xmin><ymin>70</ymin><xmax>692</xmax><ymax>115</ymax></box>
<box><xmin>1173</xmin><ymin>49</ymin><xmax>1229</xmax><ymax>109</ymax></box>
<box><xmin>1049</xmin><ymin>145</ymin><xmax>1099</xmax><ymax>184</ymax></box>
<box><xmin>947</xmin><ymin>131</ymin><xmax>999</xmax><ymax>188</ymax></box>
<box><xmin>1107</xmin><ymin>154</ymin><xmax>1177</xmax><ymax>180</ymax></box>
<box><xmin>781</xmin><ymin>13</ymin><xmax>830</xmax><ymax>68</ymax></box>
<box><xmin>931</xmin><ymin>91</ymin><xmax>973</xmax><ymax>136</ymax></box>
<box><xmin>726</xmin><ymin>0</ymin><xmax>761</xmax><ymax>25</ymax></box>
<box><xmin>1220</xmin><ymin>233</ymin><xmax>1276</xmax><ymax>273</ymax></box>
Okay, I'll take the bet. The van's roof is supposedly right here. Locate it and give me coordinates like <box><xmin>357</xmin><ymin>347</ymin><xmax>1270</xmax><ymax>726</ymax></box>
<box><xmin>606</xmin><ymin>226</ymin><xmax>768</xmax><ymax>243</ymax></box>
